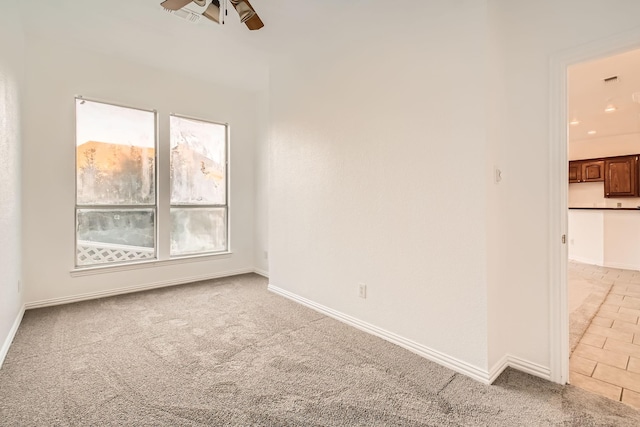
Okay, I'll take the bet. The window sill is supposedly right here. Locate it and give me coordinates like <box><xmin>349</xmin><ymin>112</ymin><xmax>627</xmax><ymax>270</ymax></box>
<box><xmin>70</xmin><ymin>252</ymin><xmax>233</xmax><ymax>277</ymax></box>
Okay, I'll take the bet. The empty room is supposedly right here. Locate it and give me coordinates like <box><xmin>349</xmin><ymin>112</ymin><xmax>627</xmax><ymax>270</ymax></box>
<box><xmin>2</xmin><ymin>0</ymin><xmax>640</xmax><ymax>425</ymax></box>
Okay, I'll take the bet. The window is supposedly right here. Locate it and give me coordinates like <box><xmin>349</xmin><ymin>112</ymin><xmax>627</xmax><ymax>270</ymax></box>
<box><xmin>75</xmin><ymin>99</ymin><xmax>157</xmax><ymax>267</ymax></box>
<box><xmin>75</xmin><ymin>98</ymin><xmax>229</xmax><ymax>269</ymax></box>
<box><xmin>170</xmin><ymin>115</ymin><xmax>228</xmax><ymax>256</ymax></box>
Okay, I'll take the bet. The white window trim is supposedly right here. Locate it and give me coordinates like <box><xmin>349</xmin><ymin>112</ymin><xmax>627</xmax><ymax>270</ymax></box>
<box><xmin>168</xmin><ymin>113</ymin><xmax>230</xmax><ymax>258</ymax></box>
<box><xmin>70</xmin><ymin>251</ymin><xmax>233</xmax><ymax>277</ymax></box>
<box><xmin>73</xmin><ymin>97</ymin><xmax>231</xmax><ymax>272</ymax></box>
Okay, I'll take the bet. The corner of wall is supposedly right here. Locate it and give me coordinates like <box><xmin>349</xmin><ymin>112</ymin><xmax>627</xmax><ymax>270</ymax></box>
<box><xmin>0</xmin><ymin>0</ymin><xmax>25</xmax><ymax>369</ymax></box>
<box><xmin>0</xmin><ymin>305</ymin><xmax>25</xmax><ymax>368</ymax></box>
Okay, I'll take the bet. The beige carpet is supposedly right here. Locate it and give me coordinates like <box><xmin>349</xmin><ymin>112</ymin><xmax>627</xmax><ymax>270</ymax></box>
<box><xmin>1</xmin><ymin>273</ymin><xmax>640</xmax><ymax>425</ymax></box>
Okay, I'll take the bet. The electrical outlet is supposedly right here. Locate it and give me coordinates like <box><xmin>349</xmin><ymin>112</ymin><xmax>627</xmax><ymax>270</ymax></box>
<box><xmin>263</xmin><ymin>250</ymin><xmax>268</xmax><ymax>260</ymax></box>
<box><xmin>358</xmin><ymin>283</ymin><xmax>366</xmax><ymax>299</ymax></box>
<box><xmin>17</xmin><ymin>279</ymin><xmax>21</xmax><ymax>293</ymax></box>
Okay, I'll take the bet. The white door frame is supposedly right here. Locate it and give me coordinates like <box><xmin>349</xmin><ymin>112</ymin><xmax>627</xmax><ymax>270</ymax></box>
<box><xmin>549</xmin><ymin>28</ymin><xmax>640</xmax><ymax>384</ymax></box>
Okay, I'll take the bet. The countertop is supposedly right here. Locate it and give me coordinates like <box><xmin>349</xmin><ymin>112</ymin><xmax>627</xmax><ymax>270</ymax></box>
<box><xmin>569</xmin><ymin>207</ymin><xmax>640</xmax><ymax>210</ymax></box>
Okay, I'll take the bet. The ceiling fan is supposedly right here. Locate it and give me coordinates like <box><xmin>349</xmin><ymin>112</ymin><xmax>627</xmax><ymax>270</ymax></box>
<box><xmin>160</xmin><ymin>0</ymin><xmax>264</xmax><ymax>30</ymax></box>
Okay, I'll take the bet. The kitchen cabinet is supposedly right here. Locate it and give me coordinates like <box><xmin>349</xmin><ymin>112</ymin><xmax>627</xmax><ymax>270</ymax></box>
<box><xmin>604</xmin><ymin>155</ymin><xmax>638</xmax><ymax>197</ymax></box>
<box><xmin>581</xmin><ymin>160</ymin><xmax>605</xmax><ymax>182</ymax></box>
<box><xmin>569</xmin><ymin>161</ymin><xmax>582</xmax><ymax>183</ymax></box>
<box><xmin>569</xmin><ymin>159</ymin><xmax>604</xmax><ymax>183</ymax></box>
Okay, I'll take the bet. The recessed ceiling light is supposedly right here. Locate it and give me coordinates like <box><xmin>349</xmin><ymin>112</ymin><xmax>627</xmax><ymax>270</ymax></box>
<box><xmin>604</xmin><ymin>104</ymin><xmax>617</xmax><ymax>113</ymax></box>
<box><xmin>587</xmin><ymin>130</ymin><xmax>597</xmax><ymax>135</ymax></box>
<box><xmin>569</xmin><ymin>119</ymin><xmax>581</xmax><ymax>126</ymax></box>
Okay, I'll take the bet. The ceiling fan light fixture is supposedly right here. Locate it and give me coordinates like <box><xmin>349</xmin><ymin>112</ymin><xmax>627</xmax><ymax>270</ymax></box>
<box><xmin>202</xmin><ymin>0</ymin><xmax>221</xmax><ymax>23</ymax></box>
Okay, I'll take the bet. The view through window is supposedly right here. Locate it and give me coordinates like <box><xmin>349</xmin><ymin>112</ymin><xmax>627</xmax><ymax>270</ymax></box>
<box><xmin>75</xmin><ymin>98</ymin><xmax>229</xmax><ymax>268</ymax></box>
<box><xmin>75</xmin><ymin>99</ymin><xmax>156</xmax><ymax>267</ymax></box>
<box><xmin>170</xmin><ymin>115</ymin><xmax>228</xmax><ymax>256</ymax></box>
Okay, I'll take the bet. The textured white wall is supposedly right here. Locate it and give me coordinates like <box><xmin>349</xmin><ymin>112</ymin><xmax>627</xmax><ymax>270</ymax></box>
<box><xmin>604</xmin><ymin>211</ymin><xmax>640</xmax><ymax>270</ymax></box>
<box><xmin>270</xmin><ymin>0</ymin><xmax>640</xmax><ymax>378</ymax></box>
<box><xmin>568</xmin><ymin>210</ymin><xmax>604</xmax><ymax>266</ymax></box>
<box><xmin>22</xmin><ymin>37</ymin><xmax>261</xmax><ymax>303</ymax></box>
<box><xmin>486</xmin><ymin>0</ymin><xmax>511</xmax><ymax>370</ymax></box>
<box><xmin>569</xmin><ymin>209</ymin><xmax>640</xmax><ymax>270</ymax></box>
<box><xmin>269</xmin><ymin>1</ymin><xmax>490</xmax><ymax>370</ymax></box>
<box><xmin>570</xmin><ymin>134</ymin><xmax>640</xmax><ymax>161</ymax></box>
<box><xmin>487</xmin><ymin>0</ymin><xmax>640</xmax><ymax>370</ymax></box>
<box><xmin>253</xmin><ymin>90</ymin><xmax>269</xmax><ymax>275</ymax></box>
<box><xmin>0</xmin><ymin>0</ymin><xmax>24</xmax><ymax>360</ymax></box>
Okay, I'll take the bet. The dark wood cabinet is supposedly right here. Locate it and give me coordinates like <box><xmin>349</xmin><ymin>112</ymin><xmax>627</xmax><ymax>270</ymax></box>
<box><xmin>581</xmin><ymin>160</ymin><xmax>605</xmax><ymax>182</ymax></box>
<box><xmin>570</xmin><ymin>154</ymin><xmax>640</xmax><ymax>197</ymax></box>
<box><xmin>569</xmin><ymin>161</ymin><xmax>582</xmax><ymax>183</ymax></box>
<box><xmin>604</xmin><ymin>155</ymin><xmax>638</xmax><ymax>197</ymax></box>
<box><xmin>569</xmin><ymin>160</ymin><xmax>604</xmax><ymax>183</ymax></box>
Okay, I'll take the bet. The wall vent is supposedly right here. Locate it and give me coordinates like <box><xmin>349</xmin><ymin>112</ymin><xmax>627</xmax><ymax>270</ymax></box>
<box><xmin>161</xmin><ymin>5</ymin><xmax>204</xmax><ymax>24</ymax></box>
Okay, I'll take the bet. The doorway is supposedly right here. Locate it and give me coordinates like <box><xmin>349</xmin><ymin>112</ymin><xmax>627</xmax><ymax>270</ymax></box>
<box><xmin>552</xmin><ymin>39</ymin><xmax>640</xmax><ymax>408</ymax></box>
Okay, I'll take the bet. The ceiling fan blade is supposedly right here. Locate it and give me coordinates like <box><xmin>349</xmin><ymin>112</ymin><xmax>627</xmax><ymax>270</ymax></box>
<box><xmin>229</xmin><ymin>0</ymin><xmax>264</xmax><ymax>30</ymax></box>
<box><xmin>244</xmin><ymin>14</ymin><xmax>264</xmax><ymax>31</ymax></box>
<box><xmin>160</xmin><ymin>0</ymin><xmax>193</xmax><ymax>11</ymax></box>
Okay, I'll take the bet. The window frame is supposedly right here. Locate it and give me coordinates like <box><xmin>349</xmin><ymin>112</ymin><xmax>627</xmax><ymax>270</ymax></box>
<box><xmin>72</xmin><ymin>97</ymin><xmax>232</xmax><ymax>272</ymax></box>
<box><xmin>74</xmin><ymin>96</ymin><xmax>159</xmax><ymax>269</ymax></box>
<box><xmin>168</xmin><ymin>113</ymin><xmax>230</xmax><ymax>258</ymax></box>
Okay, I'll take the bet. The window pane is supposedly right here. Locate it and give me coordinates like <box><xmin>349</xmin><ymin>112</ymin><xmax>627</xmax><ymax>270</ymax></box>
<box><xmin>76</xmin><ymin>209</ymin><xmax>155</xmax><ymax>266</ymax></box>
<box><xmin>170</xmin><ymin>208</ymin><xmax>226</xmax><ymax>256</ymax></box>
<box><xmin>76</xmin><ymin>99</ymin><xmax>156</xmax><ymax>205</ymax></box>
<box><xmin>170</xmin><ymin>116</ymin><xmax>226</xmax><ymax>205</ymax></box>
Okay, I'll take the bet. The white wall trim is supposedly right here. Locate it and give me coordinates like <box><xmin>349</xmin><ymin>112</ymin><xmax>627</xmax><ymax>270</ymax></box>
<box><xmin>569</xmin><ymin>256</ymin><xmax>604</xmax><ymax>267</ymax></box>
<box><xmin>70</xmin><ymin>252</ymin><xmax>233</xmax><ymax>277</ymax></box>
<box><xmin>488</xmin><ymin>354</ymin><xmax>510</xmax><ymax>384</ymax></box>
<box><xmin>488</xmin><ymin>354</ymin><xmax>552</xmax><ymax>384</ymax></box>
<box><xmin>506</xmin><ymin>355</ymin><xmax>552</xmax><ymax>381</ymax></box>
<box><xmin>548</xmin><ymin>27</ymin><xmax>640</xmax><ymax>385</ymax></box>
<box><xmin>26</xmin><ymin>268</ymin><xmax>254</xmax><ymax>309</ymax></box>
<box><xmin>549</xmin><ymin>44</ymin><xmax>570</xmax><ymax>386</ymax></box>
<box><xmin>603</xmin><ymin>261</ymin><xmax>640</xmax><ymax>271</ymax></box>
<box><xmin>253</xmin><ymin>268</ymin><xmax>269</xmax><ymax>278</ymax></box>
<box><xmin>268</xmin><ymin>284</ymin><xmax>494</xmax><ymax>384</ymax></box>
<box><xmin>0</xmin><ymin>305</ymin><xmax>25</xmax><ymax>369</ymax></box>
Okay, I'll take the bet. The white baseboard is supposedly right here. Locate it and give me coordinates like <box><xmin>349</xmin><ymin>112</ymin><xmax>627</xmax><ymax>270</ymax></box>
<box><xmin>603</xmin><ymin>261</ymin><xmax>640</xmax><ymax>272</ymax></box>
<box><xmin>568</xmin><ymin>256</ymin><xmax>603</xmax><ymax>267</ymax></box>
<box><xmin>253</xmin><ymin>268</ymin><xmax>269</xmax><ymax>278</ymax></box>
<box><xmin>25</xmin><ymin>268</ymin><xmax>255</xmax><ymax>309</ymax></box>
<box><xmin>506</xmin><ymin>355</ymin><xmax>552</xmax><ymax>381</ymax></box>
<box><xmin>268</xmin><ymin>284</ymin><xmax>493</xmax><ymax>384</ymax></box>
<box><xmin>489</xmin><ymin>354</ymin><xmax>551</xmax><ymax>383</ymax></box>
<box><xmin>0</xmin><ymin>305</ymin><xmax>25</xmax><ymax>369</ymax></box>
<box><xmin>488</xmin><ymin>354</ymin><xmax>510</xmax><ymax>383</ymax></box>
<box><xmin>569</xmin><ymin>256</ymin><xmax>640</xmax><ymax>272</ymax></box>
<box><xmin>269</xmin><ymin>285</ymin><xmax>554</xmax><ymax>385</ymax></box>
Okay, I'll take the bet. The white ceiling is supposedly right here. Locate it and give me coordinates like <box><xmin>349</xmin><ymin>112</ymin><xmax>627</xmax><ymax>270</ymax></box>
<box><xmin>568</xmin><ymin>48</ymin><xmax>640</xmax><ymax>143</ymax></box>
<box><xmin>19</xmin><ymin>0</ymin><xmax>377</xmax><ymax>92</ymax></box>
<box><xmin>21</xmin><ymin>0</ymin><xmax>274</xmax><ymax>91</ymax></box>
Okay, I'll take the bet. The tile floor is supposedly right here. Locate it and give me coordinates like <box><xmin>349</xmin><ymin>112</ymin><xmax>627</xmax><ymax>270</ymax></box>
<box><xmin>569</xmin><ymin>261</ymin><xmax>640</xmax><ymax>409</ymax></box>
